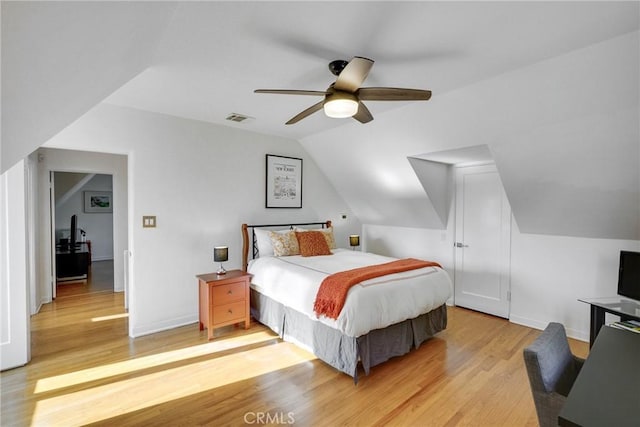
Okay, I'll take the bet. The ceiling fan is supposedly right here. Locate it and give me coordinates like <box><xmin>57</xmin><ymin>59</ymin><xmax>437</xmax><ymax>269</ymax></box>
<box><xmin>255</xmin><ymin>56</ymin><xmax>432</xmax><ymax>125</ymax></box>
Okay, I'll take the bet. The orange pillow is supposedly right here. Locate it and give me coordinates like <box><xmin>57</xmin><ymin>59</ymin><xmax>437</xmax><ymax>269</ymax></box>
<box><xmin>295</xmin><ymin>231</ymin><xmax>332</xmax><ymax>257</ymax></box>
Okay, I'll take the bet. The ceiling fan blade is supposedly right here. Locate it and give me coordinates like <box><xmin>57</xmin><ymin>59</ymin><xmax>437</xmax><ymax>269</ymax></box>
<box><xmin>285</xmin><ymin>101</ymin><xmax>324</xmax><ymax>125</ymax></box>
<box><xmin>333</xmin><ymin>57</ymin><xmax>374</xmax><ymax>93</ymax></box>
<box><xmin>358</xmin><ymin>87</ymin><xmax>432</xmax><ymax>101</ymax></box>
<box><xmin>353</xmin><ymin>102</ymin><xmax>373</xmax><ymax>124</ymax></box>
<box><xmin>255</xmin><ymin>89</ymin><xmax>326</xmax><ymax>96</ymax></box>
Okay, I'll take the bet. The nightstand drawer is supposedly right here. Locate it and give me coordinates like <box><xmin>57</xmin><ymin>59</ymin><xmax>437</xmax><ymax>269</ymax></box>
<box><xmin>213</xmin><ymin>301</ymin><xmax>246</xmax><ymax>324</ymax></box>
<box><xmin>212</xmin><ymin>281</ymin><xmax>246</xmax><ymax>305</ymax></box>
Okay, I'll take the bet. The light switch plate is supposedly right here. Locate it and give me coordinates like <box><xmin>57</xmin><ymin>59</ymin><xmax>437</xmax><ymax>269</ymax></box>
<box><xmin>142</xmin><ymin>216</ymin><xmax>156</xmax><ymax>228</ymax></box>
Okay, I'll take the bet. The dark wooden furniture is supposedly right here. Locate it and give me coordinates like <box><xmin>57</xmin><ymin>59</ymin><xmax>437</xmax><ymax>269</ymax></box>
<box><xmin>56</xmin><ymin>242</ymin><xmax>90</xmax><ymax>281</ymax></box>
<box><xmin>558</xmin><ymin>325</ymin><xmax>640</xmax><ymax>427</ymax></box>
<box><xmin>196</xmin><ymin>270</ymin><xmax>251</xmax><ymax>340</ymax></box>
<box><xmin>578</xmin><ymin>296</ymin><xmax>640</xmax><ymax>347</ymax></box>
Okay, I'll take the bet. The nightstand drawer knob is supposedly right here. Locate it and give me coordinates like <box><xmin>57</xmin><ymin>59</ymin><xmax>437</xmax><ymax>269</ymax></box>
<box><xmin>227</xmin><ymin>290</ymin><xmax>233</xmax><ymax>295</ymax></box>
<box><xmin>228</xmin><ymin>309</ymin><xmax>233</xmax><ymax>314</ymax></box>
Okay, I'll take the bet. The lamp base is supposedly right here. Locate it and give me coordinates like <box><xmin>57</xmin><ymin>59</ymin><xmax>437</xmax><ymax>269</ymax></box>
<box><xmin>216</xmin><ymin>265</ymin><xmax>226</xmax><ymax>275</ymax></box>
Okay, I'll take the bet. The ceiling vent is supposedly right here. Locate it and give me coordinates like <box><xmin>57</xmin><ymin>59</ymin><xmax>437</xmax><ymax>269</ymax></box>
<box><xmin>225</xmin><ymin>113</ymin><xmax>254</xmax><ymax>123</ymax></box>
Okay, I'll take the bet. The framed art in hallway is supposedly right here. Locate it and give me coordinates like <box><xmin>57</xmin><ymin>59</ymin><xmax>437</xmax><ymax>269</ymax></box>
<box><xmin>266</xmin><ymin>154</ymin><xmax>302</xmax><ymax>208</ymax></box>
<box><xmin>84</xmin><ymin>191</ymin><xmax>113</xmax><ymax>213</ymax></box>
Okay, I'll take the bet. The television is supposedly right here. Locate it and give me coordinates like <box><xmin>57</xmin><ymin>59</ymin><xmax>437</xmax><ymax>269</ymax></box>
<box><xmin>617</xmin><ymin>250</ymin><xmax>640</xmax><ymax>301</ymax></box>
<box><xmin>70</xmin><ymin>214</ymin><xmax>78</xmax><ymax>250</ymax></box>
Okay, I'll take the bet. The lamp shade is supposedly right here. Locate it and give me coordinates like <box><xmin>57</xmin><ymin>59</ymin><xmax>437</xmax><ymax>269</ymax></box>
<box><xmin>214</xmin><ymin>246</ymin><xmax>228</xmax><ymax>262</ymax></box>
<box><xmin>349</xmin><ymin>235</ymin><xmax>360</xmax><ymax>247</ymax></box>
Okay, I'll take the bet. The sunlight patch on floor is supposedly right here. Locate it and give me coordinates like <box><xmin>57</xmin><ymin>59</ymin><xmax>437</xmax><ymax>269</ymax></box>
<box><xmin>32</xmin><ymin>341</ymin><xmax>316</xmax><ymax>426</ymax></box>
<box><xmin>91</xmin><ymin>313</ymin><xmax>129</xmax><ymax>322</ymax></box>
<box><xmin>34</xmin><ymin>331</ymin><xmax>277</xmax><ymax>393</ymax></box>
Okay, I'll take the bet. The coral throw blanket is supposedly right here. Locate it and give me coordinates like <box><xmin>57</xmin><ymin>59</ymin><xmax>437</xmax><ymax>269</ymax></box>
<box><xmin>313</xmin><ymin>258</ymin><xmax>442</xmax><ymax>319</ymax></box>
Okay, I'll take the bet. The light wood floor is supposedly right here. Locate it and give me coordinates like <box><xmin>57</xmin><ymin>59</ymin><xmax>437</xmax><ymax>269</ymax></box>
<box><xmin>1</xmin><ymin>276</ymin><xmax>589</xmax><ymax>426</ymax></box>
<box><xmin>55</xmin><ymin>259</ymin><xmax>115</xmax><ymax>298</ymax></box>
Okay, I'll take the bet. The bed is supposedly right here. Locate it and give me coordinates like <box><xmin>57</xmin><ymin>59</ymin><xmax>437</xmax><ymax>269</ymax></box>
<box><xmin>241</xmin><ymin>221</ymin><xmax>452</xmax><ymax>382</ymax></box>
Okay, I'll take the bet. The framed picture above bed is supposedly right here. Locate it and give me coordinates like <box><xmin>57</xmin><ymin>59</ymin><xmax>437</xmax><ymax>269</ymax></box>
<box><xmin>265</xmin><ymin>154</ymin><xmax>302</xmax><ymax>208</ymax></box>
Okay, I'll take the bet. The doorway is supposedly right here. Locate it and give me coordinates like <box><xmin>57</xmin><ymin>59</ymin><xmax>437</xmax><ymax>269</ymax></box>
<box><xmin>51</xmin><ymin>172</ymin><xmax>115</xmax><ymax>298</ymax></box>
<box><xmin>454</xmin><ymin>164</ymin><xmax>511</xmax><ymax>318</ymax></box>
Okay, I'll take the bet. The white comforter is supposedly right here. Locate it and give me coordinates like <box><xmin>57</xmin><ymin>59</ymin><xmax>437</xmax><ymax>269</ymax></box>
<box><xmin>248</xmin><ymin>249</ymin><xmax>452</xmax><ymax>337</ymax></box>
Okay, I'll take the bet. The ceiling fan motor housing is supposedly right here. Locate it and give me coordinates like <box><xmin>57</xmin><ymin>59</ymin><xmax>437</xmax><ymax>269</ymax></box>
<box><xmin>328</xmin><ymin>60</ymin><xmax>349</xmax><ymax>76</ymax></box>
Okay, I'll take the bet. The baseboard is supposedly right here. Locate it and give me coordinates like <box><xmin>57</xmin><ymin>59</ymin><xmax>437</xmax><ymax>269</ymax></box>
<box><xmin>91</xmin><ymin>256</ymin><xmax>113</xmax><ymax>262</ymax></box>
<box><xmin>509</xmin><ymin>314</ymin><xmax>589</xmax><ymax>342</ymax></box>
<box><xmin>33</xmin><ymin>300</ymin><xmax>46</xmax><ymax>315</ymax></box>
<box><xmin>509</xmin><ymin>314</ymin><xmax>548</xmax><ymax>332</ymax></box>
<box><xmin>130</xmin><ymin>314</ymin><xmax>199</xmax><ymax>338</ymax></box>
<box><xmin>564</xmin><ymin>327</ymin><xmax>589</xmax><ymax>343</ymax></box>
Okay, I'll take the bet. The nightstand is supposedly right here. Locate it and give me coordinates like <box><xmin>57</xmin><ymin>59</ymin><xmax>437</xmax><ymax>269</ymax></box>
<box><xmin>196</xmin><ymin>270</ymin><xmax>251</xmax><ymax>340</ymax></box>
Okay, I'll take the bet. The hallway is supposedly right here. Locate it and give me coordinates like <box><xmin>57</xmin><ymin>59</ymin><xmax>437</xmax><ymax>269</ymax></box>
<box><xmin>55</xmin><ymin>259</ymin><xmax>114</xmax><ymax>298</ymax></box>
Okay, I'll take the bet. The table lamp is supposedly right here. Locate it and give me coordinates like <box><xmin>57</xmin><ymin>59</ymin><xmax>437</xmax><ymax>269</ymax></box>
<box><xmin>214</xmin><ymin>246</ymin><xmax>228</xmax><ymax>275</ymax></box>
<box><xmin>349</xmin><ymin>235</ymin><xmax>360</xmax><ymax>250</ymax></box>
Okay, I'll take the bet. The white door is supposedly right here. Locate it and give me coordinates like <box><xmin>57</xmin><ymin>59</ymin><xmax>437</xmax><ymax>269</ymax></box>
<box><xmin>454</xmin><ymin>164</ymin><xmax>511</xmax><ymax>318</ymax></box>
<box><xmin>1</xmin><ymin>160</ymin><xmax>30</xmax><ymax>370</ymax></box>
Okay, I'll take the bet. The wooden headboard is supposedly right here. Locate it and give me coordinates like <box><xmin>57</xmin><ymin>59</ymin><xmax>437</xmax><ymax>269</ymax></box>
<box><xmin>241</xmin><ymin>220</ymin><xmax>332</xmax><ymax>271</ymax></box>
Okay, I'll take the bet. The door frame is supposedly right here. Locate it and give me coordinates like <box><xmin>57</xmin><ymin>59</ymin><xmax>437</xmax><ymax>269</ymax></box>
<box><xmin>49</xmin><ymin>171</ymin><xmax>57</xmax><ymax>299</ymax></box>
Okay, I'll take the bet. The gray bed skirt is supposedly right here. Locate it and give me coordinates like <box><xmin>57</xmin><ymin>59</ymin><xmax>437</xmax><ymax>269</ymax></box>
<box><xmin>250</xmin><ymin>288</ymin><xmax>447</xmax><ymax>383</ymax></box>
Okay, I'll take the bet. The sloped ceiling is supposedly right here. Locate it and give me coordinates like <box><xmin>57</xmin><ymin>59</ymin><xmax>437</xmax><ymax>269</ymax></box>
<box><xmin>1</xmin><ymin>1</ymin><xmax>177</xmax><ymax>172</ymax></box>
<box><xmin>2</xmin><ymin>2</ymin><xmax>639</xmax><ymax>239</ymax></box>
<box><xmin>301</xmin><ymin>32</ymin><xmax>639</xmax><ymax>239</ymax></box>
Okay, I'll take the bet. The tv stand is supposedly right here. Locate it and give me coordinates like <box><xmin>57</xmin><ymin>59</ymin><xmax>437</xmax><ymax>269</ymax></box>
<box><xmin>579</xmin><ymin>296</ymin><xmax>640</xmax><ymax>347</ymax></box>
<box><xmin>56</xmin><ymin>242</ymin><xmax>90</xmax><ymax>282</ymax></box>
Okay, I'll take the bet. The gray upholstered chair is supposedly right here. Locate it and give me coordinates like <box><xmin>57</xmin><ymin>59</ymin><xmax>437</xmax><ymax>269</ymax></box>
<box><xmin>523</xmin><ymin>322</ymin><xmax>585</xmax><ymax>427</ymax></box>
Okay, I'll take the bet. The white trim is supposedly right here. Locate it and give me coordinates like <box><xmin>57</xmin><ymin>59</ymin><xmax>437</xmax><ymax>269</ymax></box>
<box><xmin>130</xmin><ymin>315</ymin><xmax>198</xmax><ymax>338</ymax></box>
<box><xmin>509</xmin><ymin>315</ymin><xmax>589</xmax><ymax>343</ymax></box>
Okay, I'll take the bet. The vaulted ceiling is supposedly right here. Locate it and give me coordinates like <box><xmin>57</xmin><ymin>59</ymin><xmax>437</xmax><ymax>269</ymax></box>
<box><xmin>2</xmin><ymin>1</ymin><xmax>639</xmax><ymax>239</ymax></box>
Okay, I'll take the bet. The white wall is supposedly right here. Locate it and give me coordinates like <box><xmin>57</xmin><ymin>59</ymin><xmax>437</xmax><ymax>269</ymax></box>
<box><xmin>36</xmin><ymin>149</ymin><xmax>128</xmax><ymax>309</ymax></box>
<box><xmin>509</xmin><ymin>224</ymin><xmax>640</xmax><ymax>340</ymax></box>
<box><xmin>364</xmin><ymin>222</ymin><xmax>455</xmax><ymax>307</ymax></box>
<box><xmin>44</xmin><ymin>104</ymin><xmax>360</xmax><ymax>337</ymax></box>
<box><xmin>55</xmin><ymin>173</ymin><xmax>114</xmax><ymax>261</ymax></box>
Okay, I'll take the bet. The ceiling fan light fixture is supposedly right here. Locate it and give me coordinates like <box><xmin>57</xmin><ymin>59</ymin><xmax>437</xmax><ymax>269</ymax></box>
<box><xmin>255</xmin><ymin>57</ymin><xmax>431</xmax><ymax>125</ymax></box>
<box><xmin>324</xmin><ymin>92</ymin><xmax>358</xmax><ymax>118</ymax></box>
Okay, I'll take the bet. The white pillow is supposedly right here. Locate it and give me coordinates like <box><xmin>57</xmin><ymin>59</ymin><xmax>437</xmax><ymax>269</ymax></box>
<box><xmin>254</xmin><ymin>228</ymin><xmax>291</xmax><ymax>257</ymax></box>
